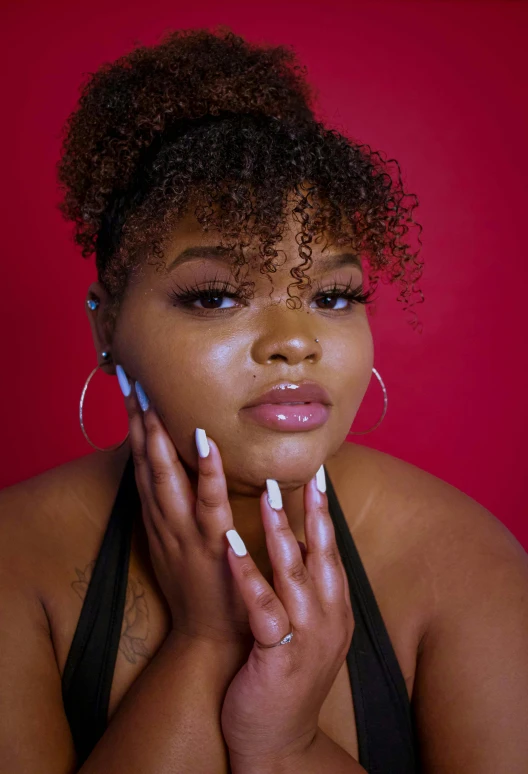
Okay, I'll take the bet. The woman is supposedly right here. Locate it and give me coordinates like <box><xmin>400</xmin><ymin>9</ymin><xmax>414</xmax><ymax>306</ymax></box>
<box><xmin>0</xmin><ymin>26</ymin><xmax>526</xmax><ymax>774</ymax></box>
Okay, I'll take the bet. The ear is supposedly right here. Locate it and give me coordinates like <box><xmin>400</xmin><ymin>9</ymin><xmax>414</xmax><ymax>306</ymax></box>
<box><xmin>85</xmin><ymin>282</ymin><xmax>116</xmax><ymax>375</ymax></box>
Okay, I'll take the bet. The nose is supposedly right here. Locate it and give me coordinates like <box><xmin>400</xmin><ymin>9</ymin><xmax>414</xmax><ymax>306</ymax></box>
<box><xmin>250</xmin><ymin>306</ymin><xmax>323</xmax><ymax>366</ymax></box>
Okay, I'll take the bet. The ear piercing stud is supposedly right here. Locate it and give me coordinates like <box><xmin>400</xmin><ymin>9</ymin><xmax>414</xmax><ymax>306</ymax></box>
<box><xmin>87</xmin><ymin>300</ymin><xmax>110</xmax><ymax>361</ymax></box>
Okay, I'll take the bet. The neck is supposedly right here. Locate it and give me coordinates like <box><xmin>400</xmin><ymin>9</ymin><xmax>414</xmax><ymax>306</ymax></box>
<box><xmin>114</xmin><ymin>440</ymin><xmax>308</xmax><ymax>581</ymax></box>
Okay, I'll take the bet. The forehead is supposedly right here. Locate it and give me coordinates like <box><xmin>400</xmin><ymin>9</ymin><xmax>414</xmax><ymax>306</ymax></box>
<box><xmin>159</xmin><ymin>205</ymin><xmax>362</xmax><ymax>278</ymax></box>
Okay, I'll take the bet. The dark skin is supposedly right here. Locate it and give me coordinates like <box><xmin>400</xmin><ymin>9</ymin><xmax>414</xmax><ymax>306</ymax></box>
<box><xmin>89</xmin><ymin>206</ymin><xmax>374</xmax><ymax>574</ymax></box>
<box><xmin>0</xmin><ymin>203</ymin><xmax>527</xmax><ymax>772</ymax></box>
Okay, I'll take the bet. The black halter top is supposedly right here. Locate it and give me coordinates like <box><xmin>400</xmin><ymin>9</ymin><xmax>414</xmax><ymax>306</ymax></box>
<box><xmin>61</xmin><ymin>453</ymin><xmax>420</xmax><ymax>771</ymax></box>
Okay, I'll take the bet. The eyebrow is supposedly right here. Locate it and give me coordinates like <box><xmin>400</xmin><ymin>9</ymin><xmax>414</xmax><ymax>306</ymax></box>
<box><xmin>166</xmin><ymin>246</ymin><xmax>362</xmax><ymax>274</ymax></box>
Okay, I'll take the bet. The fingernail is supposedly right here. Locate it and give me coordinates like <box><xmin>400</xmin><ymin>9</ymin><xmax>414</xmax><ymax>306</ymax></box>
<box><xmin>116</xmin><ymin>364</ymin><xmax>131</xmax><ymax>397</ymax></box>
<box><xmin>195</xmin><ymin>428</ymin><xmax>210</xmax><ymax>458</ymax></box>
<box><xmin>226</xmin><ymin>529</ymin><xmax>247</xmax><ymax>557</ymax></box>
<box><xmin>316</xmin><ymin>464</ymin><xmax>326</xmax><ymax>494</ymax></box>
<box><xmin>135</xmin><ymin>381</ymin><xmax>150</xmax><ymax>411</ymax></box>
<box><xmin>266</xmin><ymin>479</ymin><xmax>283</xmax><ymax>510</ymax></box>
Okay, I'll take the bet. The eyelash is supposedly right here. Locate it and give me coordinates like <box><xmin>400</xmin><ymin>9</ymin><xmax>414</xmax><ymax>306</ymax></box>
<box><xmin>167</xmin><ymin>278</ymin><xmax>373</xmax><ymax>313</ymax></box>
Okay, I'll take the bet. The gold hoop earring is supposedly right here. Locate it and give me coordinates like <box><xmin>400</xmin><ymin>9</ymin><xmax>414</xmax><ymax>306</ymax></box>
<box><xmin>348</xmin><ymin>367</ymin><xmax>387</xmax><ymax>435</ymax></box>
<box><xmin>79</xmin><ymin>352</ymin><xmax>129</xmax><ymax>452</ymax></box>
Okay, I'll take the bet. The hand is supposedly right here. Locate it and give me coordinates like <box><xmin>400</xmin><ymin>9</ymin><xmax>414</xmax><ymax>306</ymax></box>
<box><xmin>220</xmin><ymin>470</ymin><xmax>355</xmax><ymax>766</ymax></box>
<box><xmin>123</xmin><ymin>378</ymin><xmax>252</xmax><ymax>648</ymax></box>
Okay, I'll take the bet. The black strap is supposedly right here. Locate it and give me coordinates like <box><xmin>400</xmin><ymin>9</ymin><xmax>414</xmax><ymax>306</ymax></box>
<box><xmin>61</xmin><ymin>454</ymin><xmax>139</xmax><ymax>766</ymax></box>
<box><xmin>324</xmin><ymin>465</ymin><xmax>419</xmax><ymax>773</ymax></box>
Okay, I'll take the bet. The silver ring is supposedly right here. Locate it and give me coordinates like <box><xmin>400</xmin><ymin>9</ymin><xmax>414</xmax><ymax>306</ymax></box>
<box><xmin>255</xmin><ymin>627</ymin><xmax>294</xmax><ymax>649</ymax></box>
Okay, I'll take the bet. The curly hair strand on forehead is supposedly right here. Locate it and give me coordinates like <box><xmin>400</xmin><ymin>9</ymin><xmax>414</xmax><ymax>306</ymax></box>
<box><xmin>56</xmin><ymin>25</ymin><xmax>425</xmax><ymax>332</ymax></box>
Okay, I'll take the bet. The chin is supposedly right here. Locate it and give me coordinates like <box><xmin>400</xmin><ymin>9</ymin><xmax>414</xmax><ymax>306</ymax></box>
<box><xmin>224</xmin><ymin>430</ymin><xmax>338</xmax><ymax>490</ymax></box>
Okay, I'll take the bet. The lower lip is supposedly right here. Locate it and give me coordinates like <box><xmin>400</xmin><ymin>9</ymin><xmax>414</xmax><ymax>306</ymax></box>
<box><xmin>240</xmin><ymin>402</ymin><xmax>331</xmax><ymax>431</ymax></box>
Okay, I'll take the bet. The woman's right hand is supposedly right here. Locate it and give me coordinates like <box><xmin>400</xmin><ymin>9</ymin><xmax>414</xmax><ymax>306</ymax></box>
<box><xmin>121</xmin><ymin>373</ymin><xmax>252</xmax><ymax>649</ymax></box>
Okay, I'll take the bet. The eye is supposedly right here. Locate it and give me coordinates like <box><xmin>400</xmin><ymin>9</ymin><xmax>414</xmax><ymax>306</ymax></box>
<box><xmin>311</xmin><ymin>294</ymin><xmax>350</xmax><ymax>311</ymax></box>
<box><xmin>191</xmin><ymin>293</ymin><xmax>238</xmax><ymax>310</ymax></box>
<box><xmin>310</xmin><ymin>282</ymin><xmax>373</xmax><ymax>312</ymax></box>
<box><xmin>167</xmin><ymin>279</ymin><xmax>244</xmax><ymax>313</ymax></box>
<box><xmin>167</xmin><ymin>277</ymin><xmax>374</xmax><ymax>315</ymax></box>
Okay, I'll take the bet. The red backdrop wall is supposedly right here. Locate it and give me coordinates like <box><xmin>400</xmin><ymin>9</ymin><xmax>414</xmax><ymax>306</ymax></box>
<box><xmin>1</xmin><ymin>1</ymin><xmax>527</xmax><ymax>547</ymax></box>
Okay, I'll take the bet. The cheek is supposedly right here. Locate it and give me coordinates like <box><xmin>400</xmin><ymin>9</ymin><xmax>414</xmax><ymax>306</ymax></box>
<box><xmin>333</xmin><ymin>322</ymin><xmax>374</xmax><ymax>415</ymax></box>
<box><xmin>174</xmin><ymin>333</ymin><xmax>243</xmax><ymax>381</ymax></box>
<box><xmin>155</xmin><ymin>332</ymin><xmax>245</xmax><ymax>411</ymax></box>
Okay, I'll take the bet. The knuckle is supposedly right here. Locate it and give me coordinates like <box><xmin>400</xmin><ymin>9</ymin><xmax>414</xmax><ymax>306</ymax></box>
<box><xmin>149</xmin><ymin>463</ymin><xmax>173</xmax><ymax>487</ymax></box>
<box><xmin>286</xmin><ymin>560</ymin><xmax>310</xmax><ymax>586</ymax></box>
<box><xmin>240</xmin><ymin>562</ymin><xmax>260</xmax><ymax>582</ymax></box>
<box><xmin>254</xmin><ymin>589</ymin><xmax>281</xmax><ymax>615</ymax></box>
<box><xmin>321</xmin><ymin>545</ymin><xmax>341</xmax><ymax>568</ymax></box>
<box><xmin>316</xmin><ymin>498</ymin><xmax>329</xmax><ymax>514</ymax></box>
<box><xmin>131</xmin><ymin>448</ymin><xmax>147</xmax><ymax>468</ymax></box>
<box><xmin>199</xmin><ymin>463</ymin><xmax>216</xmax><ymax>480</ymax></box>
<box><xmin>197</xmin><ymin>492</ymin><xmax>226</xmax><ymax>513</ymax></box>
<box><xmin>274</xmin><ymin>522</ymin><xmax>292</xmax><ymax>537</ymax></box>
<box><xmin>127</xmin><ymin>399</ymin><xmax>141</xmax><ymax>420</ymax></box>
<box><xmin>197</xmin><ymin>468</ymin><xmax>227</xmax><ymax>514</ymax></box>
<box><xmin>143</xmin><ymin>408</ymin><xmax>158</xmax><ymax>431</ymax></box>
<box><xmin>314</xmin><ymin>500</ymin><xmax>331</xmax><ymax>522</ymax></box>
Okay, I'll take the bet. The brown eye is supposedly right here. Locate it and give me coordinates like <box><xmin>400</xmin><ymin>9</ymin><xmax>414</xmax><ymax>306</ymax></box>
<box><xmin>167</xmin><ymin>280</ymin><xmax>242</xmax><ymax>312</ymax></box>
<box><xmin>193</xmin><ymin>294</ymin><xmax>237</xmax><ymax>310</ymax></box>
<box><xmin>313</xmin><ymin>294</ymin><xmax>349</xmax><ymax>310</ymax></box>
<box><xmin>309</xmin><ymin>282</ymin><xmax>373</xmax><ymax>312</ymax></box>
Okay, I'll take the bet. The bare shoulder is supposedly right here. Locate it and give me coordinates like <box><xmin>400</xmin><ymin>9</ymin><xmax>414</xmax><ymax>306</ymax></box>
<box><xmin>0</xmin><ymin>445</ymin><xmax>130</xmax><ymax>579</ymax></box>
<box><xmin>327</xmin><ymin>441</ymin><xmax>528</xmax><ymax>607</ymax></box>
<box><xmin>328</xmin><ymin>448</ymin><xmax>528</xmax><ymax>771</ymax></box>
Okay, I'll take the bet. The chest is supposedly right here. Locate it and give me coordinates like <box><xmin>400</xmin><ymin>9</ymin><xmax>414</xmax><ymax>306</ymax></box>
<box><xmin>45</xmin><ymin>528</ymin><xmax>421</xmax><ymax>767</ymax></box>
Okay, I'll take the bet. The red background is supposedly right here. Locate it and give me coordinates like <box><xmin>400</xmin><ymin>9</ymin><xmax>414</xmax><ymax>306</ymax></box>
<box><xmin>1</xmin><ymin>1</ymin><xmax>527</xmax><ymax>547</ymax></box>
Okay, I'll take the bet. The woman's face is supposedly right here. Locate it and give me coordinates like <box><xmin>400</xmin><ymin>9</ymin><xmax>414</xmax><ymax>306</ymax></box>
<box><xmin>104</xmin><ymin>206</ymin><xmax>374</xmax><ymax>496</ymax></box>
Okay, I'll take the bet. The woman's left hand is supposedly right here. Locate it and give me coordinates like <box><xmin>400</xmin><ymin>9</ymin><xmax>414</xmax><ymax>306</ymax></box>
<box><xmin>220</xmin><ymin>467</ymin><xmax>355</xmax><ymax>768</ymax></box>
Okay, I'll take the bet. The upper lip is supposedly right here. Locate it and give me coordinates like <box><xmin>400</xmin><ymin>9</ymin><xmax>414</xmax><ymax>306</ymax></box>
<box><xmin>242</xmin><ymin>381</ymin><xmax>332</xmax><ymax>408</ymax></box>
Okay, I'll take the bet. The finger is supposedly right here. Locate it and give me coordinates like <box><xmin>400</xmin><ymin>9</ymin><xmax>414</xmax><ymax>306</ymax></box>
<box><xmin>260</xmin><ymin>481</ymin><xmax>318</xmax><ymax>623</ymax></box>
<box><xmin>121</xmin><ymin>372</ymin><xmax>157</xmax><ymax>515</ymax></box>
<box><xmin>141</xmin><ymin>396</ymin><xmax>199</xmax><ymax>540</ymax></box>
<box><xmin>303</xmin><ymin>467</ymin><xmax>347</xmax><ymax>611</ymax></box>
<box><xmin>194</xmin><ymin>432</ymin><xmax>235</xmax><ymax>543</ymax></box>
<box><xmin>225</xmin><ymin>530</ymin><xmax>291</xmax><ymax>648</ymax></box>
<box><xmin>117</xmin><ymin>370</ymin><xmax>167</xmax><ymax>550</ymax></box>
<box><xmin>118</xmin><ymin>368</ymin><xmax>197</xmax><ymax>543</ymax></box>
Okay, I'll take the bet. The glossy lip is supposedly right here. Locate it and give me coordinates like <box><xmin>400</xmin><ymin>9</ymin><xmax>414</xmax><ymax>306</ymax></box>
<box><xmin>242</xmin><ymin>381</ymin><xmax>332</xmax><ymax>408</ymax></box>
<box><xmin>239</xmin><ymin>402</ymin><xmax>331</xmax><ymax>432</ymax></box>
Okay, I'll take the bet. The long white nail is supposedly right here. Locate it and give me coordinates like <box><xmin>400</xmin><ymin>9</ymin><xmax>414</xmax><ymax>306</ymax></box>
<box><xmin>116</xmin><ymin>365</ymin><xmax>131</xmax><ymax>397</ymax></box>
<box><xmin>316</xmin><ymin>464</ymin><xmax>326</xmax><ymax>494</ymax></box>
<box><xmin>135</xmin><ymin>381</ymin><xmax>150</xmax><ymax>411</ymax></box>
<box><xmin>195</xmin><ymin>428</ymin><xmax>210</xmax><ymax>458</ymax></box>
<box><xmin>266</xmin><ymin>479</ymin><xmax>283</xmax><ymax>510</ymax></box>
<box><xmin>226</xmin><ymin>529</ymin><xmax>247</xmax><ymax>557</ymax></box>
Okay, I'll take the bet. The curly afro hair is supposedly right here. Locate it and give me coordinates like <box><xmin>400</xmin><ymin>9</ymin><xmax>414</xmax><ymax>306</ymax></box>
<box><xmin>57</xmin><ymin>25</ymin><xmax>424</xmax><ymax>332</ymax></box>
